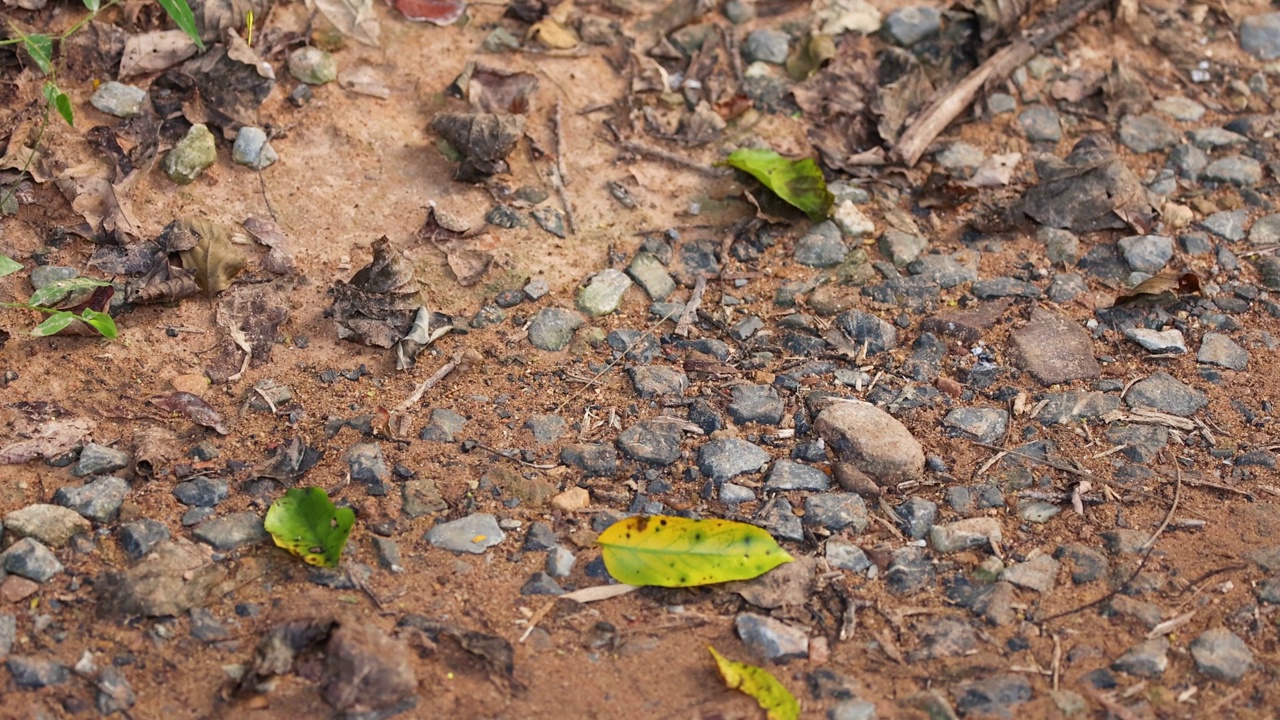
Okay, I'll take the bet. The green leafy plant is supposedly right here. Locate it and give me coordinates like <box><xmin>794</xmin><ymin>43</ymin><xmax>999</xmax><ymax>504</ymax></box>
<box><xmin>264</xmin><ymin>488</ymin><xmax>356</xmax><ymax>568</ymax></box>
<box><xmin>3</xmin><ymin>276</ymin><xmax>118</xmax><ymax>338</ymax></box>
<box><xmin>596</xmin><ymin>515</ymin><xmax>794</xmax><ymax>587</ymax></box>
<box><xmin>722</xmin><ymin>148</ymin><xmax>835</xmax><ymax>222</ymax></box>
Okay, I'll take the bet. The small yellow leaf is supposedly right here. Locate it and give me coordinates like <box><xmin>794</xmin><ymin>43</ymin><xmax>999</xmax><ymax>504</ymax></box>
<box><xmin>708</xmin><ymin>646</ymin><xmax>799</xmax><ymax>720</ymax></box>
<box><xmin>596</xmin><ymin>516</ymin><xmax>793</xmax><ymax>587</ymax></box>
<box><xmin>527</xmin><ymin>18</ymin><xmax>578</xmax><ymax>49</ymax></box>
<box><xmin>472</xmin><ymin>534</ymin><xmax>488</xmax><ymax>543</ymax></box>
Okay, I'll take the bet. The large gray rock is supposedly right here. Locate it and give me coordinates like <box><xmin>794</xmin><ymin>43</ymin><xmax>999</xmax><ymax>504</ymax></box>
<box><xmin>814</xmin><ymin>400</ymin><xmax>923</xmax><ymax>483</ymax></box>
<box><xmin>97</xmin><ymin>540</ymin><xmax>228</xmax><ymax>617</ymax></box>
<box><xmin>1241</xmin><ymin>12</ymin><xmax>1280</xmax><ymax>60</ymax></box>
<box><xmin>3</xmin><ymin>504</ymin><xmax>91</xmax><ymax>547</ymax></box>
<box><xmin>425</xmin><ymin>513</ymin><xmax>505</xmax><ymax>554</ymax></box>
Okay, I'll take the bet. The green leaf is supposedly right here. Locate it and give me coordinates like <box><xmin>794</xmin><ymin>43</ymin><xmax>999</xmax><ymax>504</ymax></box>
<box><xmin>32</xmin><ymin>311</ymin><xmax>76</xmax><ymax>337</ymax></box>
<box><xmin>83</xmin><ymin>0</ymin><xmax>101</xmax><ymax>12</ymax></box>
<box><xmin>723</xmin><ymin>148</ymin><xmax>834</xmax><ymax>222</ymax></box>
<box><xmin>0</xmin><ymin>255</ymin><xmax>21</xmax><ymax>278</ymax></box>
<box><xmin>79</xmin><ymin>309</ymin><xmax>117</xmax><ymax>338</ymax></box>
<box><xmin>264</xmin><ymin>488</ymin><xmax>356</xmax><ymax>568</ymax></box>
<box><xmin>596</xmin><ymin>516</ymin><xmax>793</xmax><ymax>587</ymax></box>
<box><xmin>29</xmin><ymin>276</ymin><xmax>110</xmax><ymax>308</ymax></box>
<box><xmin>155</xmin><ymin>0</ymin><xmax>206</xmax><ymax>51</ymax></box>
<box><xmin>709</xmin><ymin>647</ymin><xmax>799</xmax><ymax>720</ymax></box>
<box><xmin>51</xmin><ymin>88</ymin><xmax>73</xmax><ymax>127</ymax></box>
<box><xmin>23</xmin><ymin>34</ymin><xmax>53</xmax><ymax>75</ymax></box>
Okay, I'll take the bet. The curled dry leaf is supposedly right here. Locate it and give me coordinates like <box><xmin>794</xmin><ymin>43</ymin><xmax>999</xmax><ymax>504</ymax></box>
<box><xmin>206</xmin><ymin>285</ymin><xmax>290</xmax><ymax>383</ymax></box>
<box><xmin>313</xmin><ymin>0</ymin><xmax>381</xmax><ymax>46</ymax></box>
<box><xmin>1113</xmin><ymin>271</ymin><xmax>1203</xmax><ymax>307</ymax></box>
<box><xmin>393</xmin><ymin>306</ymin><xmax>454</xmax><ymax>370</ymax></box>
<box><xmin>176</xmin><ymin>32</ymin><xmax>276</xmax><ymax>133</ymax></box>
<box><xmin>120</xmin><ymin>30</ymin><xmax>199</xmax><ymax>78</ymax></box>
<box><xmin>448</xmin><ymin>62</ymin><xmax>539</xmax><ymax>115</ymax></box>
<box><xmin>446</xmin><ymin>246</ymin><xmax>492</xmax><ymax>286</ymax></box>
<box><xmin>0</xmin><ymin>416</ymin><xmax>95</xmax><ymax>464</ymax></box>
<box><xmin>179</xmin><ymin>219</ymin><xmax>247</xmax><ymax>297</ymax></box>
<box><xmin>148</xmin><ymin>392</ymin><xmax>230</xmax><ymax>434</ymax></box>
<box><xmin>1022</xmin><ymin>135</ymin><xmax>1155</xmax><ymax>233</ymax></box>
<box><xmin>431</xmin><ymin>113</ymin><xmax>526</xmax><ymax>182</ymax></box>
<box><xmin>255</xmin><ymin>435</ymin><xmax>324</xmax><ymax>484</ymax></box>
<box><xmin>330</xmin><ymin>237</ymin><xmax>422</xmax><ymax>348</ymax></box>
<box><xmin>132</xmin><ymin>427</ymin><xmax>181</xmax><ymax>477</ymax></box>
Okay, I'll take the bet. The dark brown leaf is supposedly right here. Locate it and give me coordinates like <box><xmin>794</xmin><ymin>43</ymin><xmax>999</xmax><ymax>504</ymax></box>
<box><xmin>446</xmin><ymin>247</ymin><xmax>493</xmax><ymax>286</ymax></box>
<box><xmin>148</xmin><ymin>392</ymin><xmax>230</xmax><ymax>434</ymax></box>
<box><xmin>1021</xmin><ymin>135</ymin><xmax>1155</xmax><ymax>233</ymax></box>
<box><xmin>330</xmin><ymin>238</ymin><xmax>422</xmax><ymax>348</ymax></box>
<box><xmin>179</xmin><ymin>219</ymin><xmax>246</xmax><ymax>297</ymax></box>
<box><xmin>792</xmin><ymin>36</ymin><xmax>878</xmax><ymax>174</ymax></box>
<box><xmin>1113</xmin><ymin>271</ymin><xmax>1203</xmax><ymax>307</ymax></box>
<box><xmin>449</xmin><ymin>63</ymin><xmax>539</xmax><ymax>115</ymax></box>
<box><xmin>255</xmin><ymin>436</ymin><xmax>324</xmax><ymax>484</ymax></box>
<box><xmin>430</xmin><ymin>113</ymin><xmax>526</xmax><ymax>181</ymax></box>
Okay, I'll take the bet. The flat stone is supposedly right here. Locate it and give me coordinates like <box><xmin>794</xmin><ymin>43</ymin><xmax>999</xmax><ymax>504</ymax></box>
<box><xmin>1201</xmin><ymin>209</ymin><xmax>1249</xmax><ymax>241</ymax></box>
<box><xmin>288</xmin><ymin>46</ymin><xmax>337</xmax><ymax>84</ymax></box>
<box><xmin>232</xmin><ymin>126</ymin><xmax>278</xmax><ymax>170</ymax></box>
<box><xmin>520</xmin><ymin>571</ymin><xmax>564</xmax><ymax>596</ymax></box>
<box><xmin>794</xmin><ymin>221</ymin><xmax>848</xmax><ymax>267</ymax></box>
<box><xmin>1017</xmin><ymin>500</ymin><xmax>1061</xmax><ymax>523</ymax></box>
<box><xmin>830</xmin><ymin>699</ymin><xmax>878</xmax><ymax>720</ymax></box>
<box><xmin>0</xmin><ymin>613</ymin><xmax>13</xmax><ymax>658</ymax></box>
<box><xmin>879</xmin><ymin>230</ymin><xmax>928</xmax><ymax>266</ymax></box>
<box><xmin>523</xmin><ymin>522</ymin><xmax>557</xmax><ymax>551</ymax></box>
<box><xmin>576</xmin><ymin>269</ymin><xmax>633</xmax><ymax>317</ymax></box>
<box><xmin>1170</xmin><ymin>143</ymin><xmax>1209</xmax><ymax>179</ymax></box>
<box><xmin>74</xmin><ymin>443</ymin><xmax>130</xmax><ymax>476</ymax></box>
<box><xmin>6</xmin><ymin>656</ymin><xmax>69</xmax><ymax>688</ymax></box>
<box><xmin>953</xmin><ymin>674</ymin><xmax>1032</xmax><ymax>716</ymax></box>
<box><xmin>629</xmin><ymin>366</ymin><xmax>689</xmax><ymax>398</ymax></box>
<box><xmin>524</xmin><ymin>414</ymin><xmax>566</xmax><ymax>444</ymax></box>
<box><xmin>1036</xmin><ymin>391</ymin><xmax>1121</xmax><ymax>425</ymax></box>
<box><xmin>1118</xmin><ymin>234</ymin><xmax>1173</xmax><ymax>273</ymax></box>
<box><xmin>425</xmin><ymin>514</ymin><xmax>505</xmax><ymax>554</ymax></box>
<box><xmin>1009</xmin><ymin>308</ymin><xmax>1100</xmax><ymax>385</ymax></box>
<box><xmin>825</xmin><ymin>539</ymin><xmax>870</xmax><ymax>572</ymax></box>
<box><xmin>1001</xmin><ymin>553</ymin><xmax>1059</xmax><ymax>593</ymax></box>
<box><xmin>1201</xmin><ymin>155</ymin><xmax>1263</xmax><ymax>186</ymax></box>
<box><xmin>616</xmin><ymin>419</ymin><xmax>684</xmax><ymax>465</ymax></box>
<box><xmin>560</xmin><ymin>443</ymin><xmax>617</xmax><ymax>477</ymax></box>
<box><xmin>626</xmin><ymin>252</ymin><xmax>675</xmax><ymax>300</ymax></box>
<box><xmin>163</xmin><ymin>123</ymin><xmax>217</xmax><ymax>184</ymax></box>
<box><xmin>345</xmin><ymin>442</ymin><xmax>390</xmax><ymax>496</ymax></box>
<box><xmin>419</xmin><ymin>408</ymin><xmax>467</xmax><ymax>442</ymax></box>
<box><xmin>1110</xmin><ymin>595</ymin><xmax>1163</xmax><ymax>629</ymax></box>
<box><xmin>728</xmin><ymin>384</ymin><xmax>784</xmax><ymax>425</ymax></box>
<box><xmin>908</xmin><ymin>254</ymin><xmax>977</xmax><ymax>288</ymax></box>
<box><xmin>193</xmin><ymin>512</ymin><xmax>268</xmax><ymax>551</ymax></box>
<box><xmin>895</xmin><ymin>497</ymin><xmax>937</xmax><ymax>540</ymax></box>
<box><xmin>971</xmin><ymin>277</ymin><xmax>1041</xmax><ymax>299</ymax></box>
<box><xmin>1125</xmin><ymin>371</ymin><xmax>1207</xmax><ymax>416</ymax></box>
<box><xmin>547</xmin><ymin>546</ymin><xmax>575</xmax><ymax>577</ymax></box>
<box><xmin>764</xmin><ymin>460</ymin><xmax>830</xmax><ymax>492</ymax></box>
<box><xmin>3</xmin><ymin>505</ymin><xmax>90</xmax><ymax>547</ymax></box>
<box><xmin>1113</xmin><ymin>637</ymin><xmax>1169</xmax><ymax>678</ymax></box>
<box><xmin>697</xmin><ymin>438</ymin><xmax>769</xmax><ymax>480</ymax></box>
<box><xmin>1241</xmin><ymin>12</ymin><xmax>1280</xmax><ymax>59</ymax></box>
<box><xmin>1019</xmin><ymin>105</ymin><xmax>1062</xmax><ymax>142</ymax></box>
<box><xmin>930</xmin><ymin>518</ymin><xmax>1002</xmax><ymax>553</ymax></box>
<box><xmin>607</xmin><ymin>329</ymin><xmax>660</xmax><ymax>363</ymax></box>
<box><xmin>883</xmin><ymin>5</ymin><xmax>940</xmax><ymax>46</ymax></box>
<box><xmin>550</xmin><ymin>487</ymin><xmax>589</xmax><ymax>513</ymax></box>
<box><xmin>942</xmin><ymin>407</ymin><xmax>1009</xmax><ymax>445</ymax></box>
<box><xmin>90</xmin><ymin>81</ymin><xmax>147</xmax><ymax>118</ymax></box>
<box><xmin>172</xmin><ymin>477</ymin><xmax>229</xmax><ymax>508</ymax></box>
<box><xmin>720</xmin><ymin>483</ymin><xmax>756</xmax><ymax>504</ymax></box>
<box><xmin>833</xmin><ymin>311</ymin><xmax>897</xmax><ymax>355</ymax></box>
<box><xmin>1104</xmin><ymin>423</ymin><xmax>1168</xmax><ymax>463</ymax></box>
<box><xmin>758</xmin><ymin>496</ymin><xmax>804</xmax><ymax>542</ymax></box>
<box><xmin>729</xmin><ymin>316</ymin><xmax>764</xmax><ymax>341</ymax></box>
<box><xmin>401</xmin><ymin>478</ymin><xmax>447</xmax><ymax>518</ymax></box>
<box><xmin>735</xmin><ymin>613</ymin><xmax>808</xmax><ymax>662</ymax></box>
<box><xmin>832</xmin><ymin>201</ymin><xmax>876</xmax><ymax>238</ymax></box>
<box><xmin>1153</xmin><ymin>96</ymin><xmax>1205</xmax><ymax>121</ymax></box>
<box><xmin>803</xmin><ymin>493</ymin><xmax>868</xmax><ymax>532</ymax></box>
<box><xmin>528</xmin><ymin>308</ymin><xmax>584</xmax><ymax>351</ymax></box>
<box><xmin>936</xmin><ymin>141</ymin><xmax>986</xmax><ymax>176</ymax></box>
<box><xmin>910</xmin><ymin>617</ymin><xmax>978</xmax><ymax>661</ymax></box>
<box><xmin>96</xmin><ymin>540</ymin><xmax>226</xmax><ymax>617</ymax></box>
<box><xmin>742</xmin><ymin>28</ymin><xmax>789</xmax><ymax>64</ymax></box>
<box><xmin>2</xmin><ymin>538</ymin><xmax>62</xmax><ymax>582</ymax></box>
<box><xmin>54</xmin><ymin>475</ymin><xmax>130</xmax><ymax>522</ymax></box>
<box><xmin>886</xmin><ymin>546</ymin><xmax>934</xmax><ymax>595</ymax></box>
<box><xmin>1118</xmin><ymin>114</ymin><xmax>1181</xmax><ymax>153</ymax></box>
<box><xmin>920</xmin><ymin>299</ymin><xmax>1012</xmax><ymax>344</ymax></box>
<box><xmin>1189</xmin><ymin>127</ymin><xmax>1249</xmax><ymax>150</ymax></box>
<box><xmin>1250</xmin><ymin>214</ymin><xmax>1280</xmax><ymax>246</ymax></box>
<box><xmin>813</xmin><ymin>400</ymin><xmax>924</xmax><ymax>483</ymax></box>
<box><xmin>1198</xmin><ymin>333</ymin><xmax>1248</xmax><ymax>370</ymax></box>
<box><xmin>1124</xmin><ymin>328</ymin><xmax>1187</xmax><ymax>354</ymax></box>
<box><xmin>118</xmin><ymin>519</ymin><xmax>170</xmax><ymax>560</ymax></box>
<box><xmin>1190</xmin><ymin>628</ymin><xmax>1253</xmax><ymax>681</ymax></box>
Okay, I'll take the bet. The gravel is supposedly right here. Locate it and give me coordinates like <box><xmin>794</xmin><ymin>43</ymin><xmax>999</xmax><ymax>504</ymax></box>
<box><xmin>74</xmin><ymin>443</ymin><xmax>130</xmax><ymax>476</ymax></box>
<box><xmin>54</xmin><ymin>475</ymin><xmax>130</xmax><ymax>522</ymax></box>
<box><xmin>425</xmin><ymin>514</ymin><xmax>506</xmax><ymax>554</ymax></box>
<box><xmin>1124</xmin><ymin>371</ymin><xmax>1208</xmax><ymax>416</ymax></box>
<box><xmin>527</xmin><ymin>308</ymin><xmax>584</xmax><ymax>351</ymax></box>
<box><xmin>735</xmin><ymin>613</ymin><xmax>808</xmax><ymax>662</ymax></box>
<box><xmin>697</xmin><ymin>438</ymin><xmax>769</xmax><ymax>481</ymax></box>
<box><xmin>764</xmin><ymin>460</ymin><xmax>830</xmax><ymax>492</ymax></box>
<box><xmin>1190</xmin><ymin>628</ymin><xmax>1253</xmax><ymax>681</ymax></box>
<box><xmin>192</xmin><ymin>512</ymin><xmax>269</xmax><ymax>551</ymax></box>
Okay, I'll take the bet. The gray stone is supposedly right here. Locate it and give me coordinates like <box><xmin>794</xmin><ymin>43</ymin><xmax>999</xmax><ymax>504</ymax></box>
<box><xmin>523</xmin><ymin>522</ymin><xmax>557</xmax><ymax>551</ymax></box>
<box><xmin>879</xmin><ymin>230</ymin><xmax>928</xmax><ymax>267</ymax></box>
<box><xmin>560</xmin><ymin>443</ymin><xmax>617</xmax><ymax>477</ymax></box>
<box><xmin>935</xmin><ymin>142</ymin><xmax>985</xmax><ymax>176</ymax></box>
<box><xmin>1250</xmin><ymin>213</ymin><xmax>1280</xmax><ymax>246</ymax></box>
<box><xmin>1118</xmin><ymin>235</ymin><xmax>1173</xmax><ymax>273</ymax></box>
<box><xmin>764</xmin><ymin>460</ymin><xmax>830</xmax><ymax>492</ymax></box>
<box><xmin>1242</xmin><ymin>12</ymin><xmax>1280</xmax><ymax>59</ymax></box>
<box><xmin>118</xmin><ymin>519</ymin><xmax>170</xmax><ymax>561</ymax></box>
<box><xmin>735</xmin><ymin>613</ymin><xmax>808</xmax><ymax>662</ymax></box>
<box><xmin>1169</xmin><ymin>143</ymin><xmax>1209</xmax><ymax>179</ymax></box>
<box><xmin>607</xmin><ymin>329</ymin><xmax>660</xmax><ymax>363</ymax></box>
<box><xmin>528</xmin><ymin>308</ymin><xmax>584</xmax><ymax>350</ymax></box>
<box><xmin>288</xmin><ymin>46</ymin><xmax>337</xmax><ymax>84</ymax></box>
<box><xmin>1124</xmin><ymin>327</ymin><xmax>1187</xmax><ymax>354</ymax></box>
<box><xmin>988</xmin><ymin>92</ymin><xmax>1017</xmax><ymax>114</ymax></box>
<box><xmin>6</xmin><ymin>656</ymin><xmax>69</xmax><ymax>688</ymax></box>
<box><xmin>1118</xmin><ymin>114</ymin><xmax>1181</xmax><ymax>154</ymax></box>
<box><xmin>1125</xmin><ymin>371</ymin><xmax>1207</xmax><ymax>416</ymax></box>
<box><xmin>3</xmin><ymin>504</ymin><xmax>90</xmax><ymax>547</ymax></box>
<box><xmin>425</xmin><ymin>514</ymin><xmax>505</xmax><ymax>554</ymax></box>
<box><xmin>883</xmin><ymin>5</ymin><xmax>941</xmax><ymax>46</ymax></box>
<box><xmin>930</xmin><ymin>518</ymin><xmax>1002</xmax><ymax>553</ymax></box>
<box><xmin>470</xmin><ymin>305</ymin><xmax>506</xmax><ymax>329</ymax></box>
<box><xmin>723</xmin><ymin>0</ymin><xmax>755</xmax><ymax>24</ymax></box>
<box><xmin>954</xmin><ymin>674</ymin><xmax>1032</xmax><ymax>716</ymax></box>
<box><xmin>193</xmin><ymin>512</ymin><xmax>268</xmax><ymax>551</ymax></box>
<box><xmin>833</xmin><ymin>310</ymin><xmax>897</xmax><ymax>354</ymax></box>
<box><xmin>626</xmin><ymin>252</ymin><xmax>675</xmax><ymax>300</ymax></box>
<box><xmin>833</xmin><ymin>201</ymin><xmax>875</xmax><ymax>237</ymax></box>
<box><xmin>1105</xmin><ymin>423</ymin><xmax>1168</xmax><ymax>463</ymax></box>
<box><xmin>96</xmin><ymin>666</ymin><xmax>137</xmax><ymax>714</ymax></box>
<box><xmin>971</xmin><ymin>277</ymin><xmax>1041</xmax><ymax>299</ymax></box>
<box><xmin>1153</xmin><ymin>96</ymin><xmax>1205</xmax><ymax>121</ymax></box>
<box><xmin>943</xmin><ymin>407</ymin><xmax>1009</xmax><ymax>445</ymax></box>
<box><xmin>1190</xmin><ymin>628</ymin><xmax>1253</xmax><ymax>681</ymax></box>
<box><xmin>2</xmin><ymin>538</ymin><xmax>62</xmax><ymax>582</ymax></box>
<box><xmin>520</xmin><ymin>571</ymin><xmax>564</xmax><ymax>596</ymax></box>
<box><xmin>372</xmin><ymin>536</ymin><xmax>403</xmax><ymax>573</ymax></box>
<box><xmin>886</xmin><ymin>546</ymin><xmax>934</xmax><ymax>594</ymax></box>
<box><xmin>1017</xmin><ymin>500</ymin><xmax>1061</xmax><ymax>523</ymax></box>
<box><xmin>908</xmin><ymin>254</ymin><xmax>977</xmax><ymax>288</ymax></box>
<box><xmin>420</xmin><ymin>408</ymin><xmax>467</xmax><ymax>442</ymax></box>
<box><xmin>697</xmin><ymin>438</ymin><xmax>769</xmax><ymax>480</ymax></box>
<box><xmin>895</xmin><ymin>497</ymin><xmax>937</xmax><ymax>540</ymax></box>
<box><xmin>1201</xmin><ymin>209</ymin><xmax>1249</xmax><ymax>241</ymax></box>
<box><xmin>1001</xmin><ymin>553</ymin><xmax>1059</xmax><ymax>593</ymax></box>
<box><xmin>1010</xmin><ymin>308</ymin><xmax>1100</xmax><ymax>385</ymax></box>
<box><xmin>825</xmin><ymin>538</ymin><xmax>870</xmax><ymax>572</ymax></box>
<box><xmin>1047</xmin><ymin>273</ymin><xmax>1087</xmax><ymax>303</ymax></box>
<box><xmin>486</xmin><ymin>205</ymin><xmax>525</xmax><ymax>229</ymax></box>
<box><xmin>829</xmin><ymin>699</ymin><xmax>878</xmax><ymax>720</ymax></box>
<box><xmin>1201</xmin><ymin>155</ymin><xmax>1263</xmax><ymax>186</ymax></box>
<box><xmin>576</xmin><ymin>269</ymin><xmax>632</xmax><ymax>316</ymax></box>
<box><xmin>758</xmin><ymin>496</ymin><xmax>803</xmax><ymax>542</ymax></box>
<box><xmin>0</xmin><ymin>614</ymin><xmax>13</xmax><ymax>658</ymax></box>
<box><xmin>54</xmin><ymin>475</ymin><xmax>129</xmax><ymax>522</ymax></box>
<box><xmin>1180</xmin><ymin>232</ymin><xmax>1214</xmax><ymax>255</ymax></box>
<box><xmin>232</xmin><ymin>126</ymin><xmax>278</xmax><ymax>170</ymax></box>
<box><xmin>742</xmin><ymin>29</ymin><xmax>789</xmax><ymax>64</ymax></box>
<box><xmin>28</xmin><ymin>265</ymin><xmax>77</xmax><ymax>289</ymax></box>
<box><xmin>345</xmin><ymin>443</ymin><xmax>390</xmax><ymax>496</ymax></box>
<box><xmin>1199</xmin><ymin>332</ymin><xmax>1248</xmax><ymax>370</ymax></box>
<box><xmin>532</xmin><ymin>208</ymin><xmax>566</xmax><ymax>238</ymax></box>
<box><xmin>525</xmin><ymin>414</ymin><xmax>566</xmax><ymax>444</ymax></box>
<box><xmin>814</xmin><ymin>400</ymin><xmax>923</xmax><ymax>483</ymax></box>
<box><xmin>96</xmin><ymin>540</ymin><xmax>226</xmax><ymax>616</ymax></box>
<box><xmin>1112</xmin><ymin>637</ymin><xmax>1169</xmax><ymax>678</ymax></box>
<box><xmin>729</xmin><ymin>316</ymin><xmax>764</xmax><ymax>341</ymax></box>
<box><xmin>728</xmin><ymin>384</ymin><xmax>784</xmax><ymax>425</ymax></box>
<box><xmin>1036</xmin><ymin>391</ymin><xmax>1121</xmax><ymax>424</ymax></box>
<box><xmin>74</xmin><ymin>443</ymin><xmax>129</xmax><ymax>476</ymax></box>
<box><xmin>546</xmin><ymin>546</ymin><xmax>575</xmax><ymax>577</ymax></box>
<box><xmin>1189</xmin><ymin>127</ymin><xmax>1249</xmax><ymax>150</ymax></box>
<box><xmin>803</xmin><ymin>493</ymin><xmax>868</xmax><ymax>532</ymax></box>
<box><xmin>1019</xmin><ymin>105</ymin><xmax>1062</xmax><ymax>142</ymax></box>
<box><xmin>524</xmin><ymin>278</ymin><xmax>549</xmax><ymax>300</ymax></box>
<box><xmin>163</xmin><ymin>124</ymin><xmax>217</xmax><ymax>185</ymax></box>
<box><xmin>720</xmin><ymin>483</ymin><xmax>756</xmax><ymax>504</ymax></box>
<box><xmin>89</xmin><ymin>81</ymin><xmax>147</xmax><ymax>118</ymax></box>
<box><xmin>617</xmin><ymin>419</ymin><xmax>684</xmax><ymax>465</ymax></box>
<box><xmin>794</xmin><ymin>221</ymin><xmax>848</xmax><ymax>267</ymax></box>
<box><xmin>172</xmin><ymin>477</ymin><xmax>228</xmax><ymax>508</ymax></box>
<box><xmin>1056</xmin><ymin>544</ymin><xmax>1108</xmax><ymax>584</ymax></box>
<box><xmin>1039</xmin><ymin>227</ymin><xmax>1080</xmax><ymax>265</ymax></box>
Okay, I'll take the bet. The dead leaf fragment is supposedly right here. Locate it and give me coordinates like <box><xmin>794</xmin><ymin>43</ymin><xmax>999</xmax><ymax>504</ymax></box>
<box><xmin>149</xmin><ymin>392</ymin><xmax>230</xmax><ymax>434</ymax></box>
<box><xmin>449</xmin><ymin>63</ymin><xmax>539</xmax><ymax>115</ymax></box>
<box><xmin>330</xmin><ymin>237</ymin><xmax>422</xmax><ymax>348</ymax></box>
<box><xmin>388</xmin><ymin>0</ymin><xmax>465</xmax><ymax>25</ymax></box>
<box><xmin>431</xmin><ymin>113</ymin><xmax>526</xmax><ymax>181</ymax></box>
<box><xmin>179</xmin><ymin>219</ymin><xmax>247</xmax><ymax>297</ymax></box>
<box><xmin>1113</xmin><ymin>271</ymin><xmax>1202</xmax><ymax>307</ymax></box>
<box><xmin>119</xmin><ymin>30</ymin><xmax>199</xmax><ymax>78</ymax></box>
<box><xmin>313</xmin><ymin>0</ymin><xmax>381</xmax><ymax>46</ymax></box>
<box><xmin>0</xmin><ymin>417</ymin><xmax>95</xmax><ymax>464</ymax></box>
<box><xmin>1022</xmin><ymin>135</ymin><xmax>1155</xmax><ymax>233</ymax></box>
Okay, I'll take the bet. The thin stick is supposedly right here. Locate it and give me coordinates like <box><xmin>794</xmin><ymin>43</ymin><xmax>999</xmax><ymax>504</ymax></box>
<box><xmin>395</xmin><ymin>350</ymin><xmax>462</xmax><ymax>413</ymax></box>
<box><xmin>1140</xmin><ymin>467</ymin><xmax>1180</xmax><ymax>552</ymax></box>
<box><xmin>1080</xmin><ymin>686</ymin><xmax>1145</xmax><ymax>720</ymax></box>
<box><xmin>473</xmin><ymin>442</ymin><xmax>558</xmax><ymax>469</ymax></box>
<box><xmin>551</xmin><ymin>100</ymin><xmax>578</xmax><ymax>235</ymax></box>
<box><xmin>553</xmin><ymin>309</ymin><xmax>677</xmax><ymax>414</ymax></box>
<box><xmin>894</xmin><ymin>0</ymin><xmax>1110</xmax><ymax>166</ymax></box>
<box><xmin>674</xmin><ymin>275</ymin><xmax>707</xmax><ymax>338</ymax></box>
<box><xmin>615</xmin><ymin>139</ymin><xmax>730</xmax><ymax>177</ymax></box>
<box><xmin>554</xmin><ymin>100</ymin><xmax>570</xmax><ymax>187</ymax></box>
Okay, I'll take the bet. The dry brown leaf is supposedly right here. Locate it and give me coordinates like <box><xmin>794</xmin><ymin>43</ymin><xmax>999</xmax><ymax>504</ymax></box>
<box><xmin>446</xmin><ymin>247</ymin><xmax>493</xmax><ymax>286</ymax></box>
<box><xmin>1113</xmin><ymin>271</ymin><xmax>1202</xmax><ymax>307</ymax></box>
<box><xmin>120</xmin><ymin>30</ymin><xmax>199</xmax><ymax>78</ymax></box>
<box><xmin>0</xmin><ymin>417</ymin><xmax>95</xmax><ymax>464</ymax></box>
<box><xmin>528</xmin><ymin>18</ymin><xmax>579</xmax><ymax>49</ymax></box>
<box><xmin>179</xmin><ymin>219</ymin><xmax>246</xmax><ymax>297</ymax></box>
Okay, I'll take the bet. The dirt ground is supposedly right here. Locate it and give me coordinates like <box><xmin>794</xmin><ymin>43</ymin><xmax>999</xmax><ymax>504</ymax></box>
<box><xmin>2</xmin><ymin>0</ymin><xmax>1280</xmax><ymax>717</ymax></box>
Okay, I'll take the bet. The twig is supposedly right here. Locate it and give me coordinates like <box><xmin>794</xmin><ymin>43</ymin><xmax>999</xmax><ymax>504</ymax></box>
<box><xmin>1140</xmin><ymin>465</ymin><xmax>1180</xmax><ymax>552</ymax></box>
<box><xmin>614</xmin><ymin>139</ymin><xmax>730</xmax><ymax>177</ymax></box>
<box><xmin>554</xmin><ymin>100</ymin><xmax>570</xmax><ymax>187</ymax></box>
<box><xmin>1080</xmin><ymin>686</ymin><xmax>1145</xmax><ymax>720</ymax></box>
<box><xmin>894</xmin><ymin>0</ymin><xmax>1109</xmax><ymax>165</ymax></box>
<box><xmin>473</xmin><ymin>442</ymin><xmax>559</xmax><ymax>469</ymax></box>
<box><xmin>553</xmin><ymin>309</ymin><xmax>677</xmax><ymax>414</ymax></box>
<box><xmin>394</xmin><ymin>350</ymin><xmax>462</xmax><ymax>413</ymax></box>
<box><xmin>551</xmin><ymin>100</ymin><xmax>578</xmax><ymax>235</ymax></box>
<box><xmin>674</xmin><ymin>275</ymin><xmax>706</xmax><ymax>338</ymax></box>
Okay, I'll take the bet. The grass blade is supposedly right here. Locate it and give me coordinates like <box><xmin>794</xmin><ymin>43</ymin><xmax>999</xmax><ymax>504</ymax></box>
<box><xmin>155</xmin><ymin>0</ymin><xmax>206</xmax><ymax>51</ymax></box>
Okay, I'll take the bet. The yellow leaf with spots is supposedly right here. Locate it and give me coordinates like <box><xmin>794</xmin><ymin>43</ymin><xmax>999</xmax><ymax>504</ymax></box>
<box><xmin>708</xmin><ymin>646</ymin><xmax>799</xmax><ymax>720</ymax></box>
<box><xmin>596</xmin><ymin>516</ymin><xmax>793</xmax><ymax>587</ymax></box>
